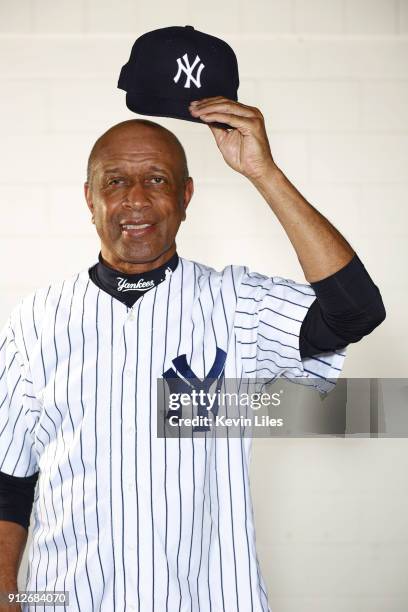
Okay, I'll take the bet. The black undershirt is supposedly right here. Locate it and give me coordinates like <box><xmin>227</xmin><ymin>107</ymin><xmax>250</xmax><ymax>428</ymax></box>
<box><xmin>0</xmin><ymin>471</ymin><xmax>39</xmax><ymax>530</ymax></box>
<box><xmin>88</xmin><ymin>251</ymin><xmax>179</xmax><ymax>308</ymax></box>
<box><xmin>0</xmin><ymin>252</ymin><xmax>386</xmax><ymax>530</ymax></box>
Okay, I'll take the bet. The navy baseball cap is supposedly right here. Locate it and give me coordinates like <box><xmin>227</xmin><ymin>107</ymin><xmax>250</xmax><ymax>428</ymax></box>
<box><xmin>117</xmin><ymin>25</ymin><xmax>239</xmax><ymax>129</ymax></box>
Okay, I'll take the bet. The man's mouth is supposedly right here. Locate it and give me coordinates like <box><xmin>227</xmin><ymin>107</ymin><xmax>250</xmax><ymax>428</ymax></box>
<box><xmin>120</xmin><ymin>222</ymin><xmax>156</xmax><ymax>237</ymax></box>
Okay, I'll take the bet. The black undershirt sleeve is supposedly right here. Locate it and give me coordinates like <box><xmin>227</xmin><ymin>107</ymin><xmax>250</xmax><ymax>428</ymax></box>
<box><xmin>299</xmin><ymin>254</ymin><xmax>386</xmax><ymax>359</ymax></box>
<box><xmin>0</xmin><ymin>470</ymin><xmax>39</xmax><ymax>530</ymax></box>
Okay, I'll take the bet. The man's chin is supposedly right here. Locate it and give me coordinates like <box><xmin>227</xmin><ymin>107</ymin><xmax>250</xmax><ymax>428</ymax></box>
<box><xmin>115</xmin><ymin>242</ymin><xmax>174</xmax><ymax>267</ymax></box>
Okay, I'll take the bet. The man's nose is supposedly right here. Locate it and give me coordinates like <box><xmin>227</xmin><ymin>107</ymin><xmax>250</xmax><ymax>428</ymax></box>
<box><xmin>123</xmin><ymin>182</ymin><xmax>151</xmax><ymax>209</ymax></box>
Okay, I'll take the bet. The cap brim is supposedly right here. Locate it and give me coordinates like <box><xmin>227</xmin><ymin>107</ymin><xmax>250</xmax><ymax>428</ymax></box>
<box><xmin>125</xmin><ymin>92</ymin><xmax>233</xmax><ymax>130</ymax></box>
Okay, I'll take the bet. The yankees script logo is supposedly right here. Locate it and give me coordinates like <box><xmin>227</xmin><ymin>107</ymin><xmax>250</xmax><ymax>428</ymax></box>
<box><xmin>116</xmin><ymin>266</ymin><xmax>173</xmax><ymax>292</ymax></box>
<box><xmin>173</xmin><ymin>53</ymin><xmax>205</xmax><ymax>88</ymax></box>
<box><xmin>116</xmin><ymin>277</ymin><xmax>155</xmax><ymax>292</ymax></box>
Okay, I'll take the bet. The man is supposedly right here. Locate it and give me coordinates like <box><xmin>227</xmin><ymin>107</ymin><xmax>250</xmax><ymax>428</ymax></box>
<box><xmin>0</xmin><ymin>97</ymin><xmax>385</xmax><ymax>611</ymax></box>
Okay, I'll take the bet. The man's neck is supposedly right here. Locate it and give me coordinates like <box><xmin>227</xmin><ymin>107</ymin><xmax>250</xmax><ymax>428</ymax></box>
<box><xmin>99</xmin><ymin>246</ymin><xmax>177</xmax><ymax>275</ymax></box>
<box><xmin>88</xmin><ymin>251</ymin><xmax>179</xmax><ymax>308</ymax></box>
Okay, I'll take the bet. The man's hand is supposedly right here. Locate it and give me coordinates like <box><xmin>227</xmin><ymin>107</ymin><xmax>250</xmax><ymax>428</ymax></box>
<box><xmin>189</xmin><ymin>97</ymin><xmax>276</xmax><ymax>182</ymax></box>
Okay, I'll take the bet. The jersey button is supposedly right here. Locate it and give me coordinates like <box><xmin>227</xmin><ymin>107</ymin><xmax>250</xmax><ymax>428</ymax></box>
<box><xmin>128</xmin><ymin>311</ymin><xmax>135</xmax><ymax>321</ymax></box>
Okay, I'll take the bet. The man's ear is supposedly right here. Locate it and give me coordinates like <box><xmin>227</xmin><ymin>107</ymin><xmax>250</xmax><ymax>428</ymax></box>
<box><xmin>181</xmin><ymin>177</ymin><xmax>194</xmax><ymax>221</ymax></box>
<box><xmin>84</xmin><ymin>182</ymin><xmax>94</xmax><ymax>215</ymax></box>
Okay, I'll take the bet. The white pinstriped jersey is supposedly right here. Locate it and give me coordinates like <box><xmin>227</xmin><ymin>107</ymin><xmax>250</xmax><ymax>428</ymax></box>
<box><xmin>0</xmin><ymin>257</ymin><xmax>346</xmax><ymax>612</ymax></box>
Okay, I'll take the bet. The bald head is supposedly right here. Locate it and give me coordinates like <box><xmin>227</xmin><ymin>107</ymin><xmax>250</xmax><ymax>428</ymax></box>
<box><xmin>86</xmin><ymin>119</ymin><xmax>189</xmax><ymax>186</ymax></box>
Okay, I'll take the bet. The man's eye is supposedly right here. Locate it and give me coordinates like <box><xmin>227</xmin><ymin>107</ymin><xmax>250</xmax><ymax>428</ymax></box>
<box><xmin>149</xmin><ymin>176</ymin><xmax>166</xmax><ymax>184</ymax></box>
<box><xmin>108</xmin><ymin>178</ymin><xmax>125</xmax><ymax>185</ymax></box>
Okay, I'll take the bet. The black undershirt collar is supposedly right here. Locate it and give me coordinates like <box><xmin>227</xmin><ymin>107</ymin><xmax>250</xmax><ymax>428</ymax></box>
<box><xmin>88</xmin><ymin>251</ymin><xmax>179</xmax><ymax>308</ymax></box>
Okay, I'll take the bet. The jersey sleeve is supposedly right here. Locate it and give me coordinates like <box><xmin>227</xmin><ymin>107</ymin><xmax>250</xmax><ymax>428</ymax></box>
<box><xmin>0</xmin><ymin>314</ymin><xmax>39</xmax><ymax>477</ymax></box>
<box><xmin>234</xmin><ymin>269</ymin><xmax>347</xmax><ymax>394</ymax></box>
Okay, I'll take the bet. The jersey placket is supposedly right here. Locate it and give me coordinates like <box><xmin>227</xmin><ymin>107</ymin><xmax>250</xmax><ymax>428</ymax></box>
<box><xmin>112</xmin><ymin>293</ymin><xmax>158</xmax><ymax>610</ymax></box>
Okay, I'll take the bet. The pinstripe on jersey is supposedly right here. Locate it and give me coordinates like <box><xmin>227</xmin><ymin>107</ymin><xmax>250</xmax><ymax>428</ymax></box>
<box><xmin>0</xmin><ymin>257</ymin><xmax>346</xmax><ymax>612</ymax></box>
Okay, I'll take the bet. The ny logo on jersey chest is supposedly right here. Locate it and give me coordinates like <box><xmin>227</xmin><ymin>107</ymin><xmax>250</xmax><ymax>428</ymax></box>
<box><xmin>162</xmin><ymin>347</ymin><xmax>226</xmax><ymax>432</ymax></box>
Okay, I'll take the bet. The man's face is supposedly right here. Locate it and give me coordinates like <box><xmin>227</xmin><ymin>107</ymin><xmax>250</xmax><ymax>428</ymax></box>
<box><xmin>84</xmin><ymin>125</ymin><xmax>193</xmax><ymax>273</ymax></box>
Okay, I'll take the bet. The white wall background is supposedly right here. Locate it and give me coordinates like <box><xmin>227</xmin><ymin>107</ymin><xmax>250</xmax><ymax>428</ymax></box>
<box><xmin>1</xmin><ymin>1</ymin><xmax>407</xmax><ymax>610</ymax></box>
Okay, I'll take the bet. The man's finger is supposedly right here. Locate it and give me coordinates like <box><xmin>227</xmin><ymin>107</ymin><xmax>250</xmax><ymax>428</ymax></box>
<box><xmin>190</xmin><ymin>102</ymin><xmax>255</xmax><ymax>120</ymax></box>
<box><xmin>197</xmin><ymin>111</ymin><xmax>256</xmax><ymax>132</ymax></box>
<box><xmin>191</xmin><ymin>97</ymin><xmax>259</xmax><ymax>113</ymax></box>
<box><xmin>191</xmin><ymin>96</ymin><xmax>225</xmax><ymax>104</ymax></box>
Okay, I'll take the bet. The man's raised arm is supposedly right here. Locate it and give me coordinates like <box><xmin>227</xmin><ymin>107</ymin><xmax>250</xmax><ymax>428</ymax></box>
<box><xmin>249</xmin><ymin>165</ymin><xmax>354</xmax><ymax>282</ymax></box>
<box><xmin>189</xmin><ymin>96</ymin><xmax>385</xmax><ymax>349</ymax></box>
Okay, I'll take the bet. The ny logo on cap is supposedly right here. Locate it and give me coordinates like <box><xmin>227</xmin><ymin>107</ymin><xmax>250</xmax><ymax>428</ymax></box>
<box><xmin>174</xmin><ymin>53</ymin><xmax>205</xmax><ymax>88</ymax></box>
